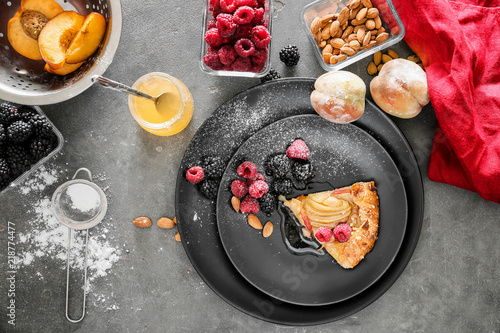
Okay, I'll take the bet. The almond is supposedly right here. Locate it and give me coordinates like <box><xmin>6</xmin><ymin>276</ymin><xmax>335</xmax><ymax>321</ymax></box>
<box><xmin>373</xmin><ymin>51</ymin><xmax>382</xmax><ymax>65</ymax></box>
<box><xmin>340</xmin><ymin>45</ymin><xmax>356</xmax><ymax>56</ymax></box>
<box><xmin>263</xmin><ymin>221</ymin><xmax>273</xmax><ymax>238</ymax></box>
<box><xmin>377</xmin><ymin>63</ymin><xmax>384</xmax><ymax>72</ymax></box>
<box><xmin>361</xmin><ymin>0</ymin><xmax>373</xmax><ymax>8</ymax></box>
<box><xmin>347</xmin><ymin>33</ymin><xmax>358</xmax><ymax>42</ymax></box>
<box><xmin>337</xmin><ymin>53</ymin><xmax>348</xmax><ymax>62</ymax></box>
<box><xmin>367</xmin><ymin>61</ymin><xmax>377</xmax><ymax>75</ymax></box>
<box><xmin>365</xmin><ymin>19</ymin><xmax>376</xmax><ymax>30</ymax></box>
<box><xmin>322</xmin><ymin>44</ymin><xmax>333</xmax><ymax>55</ymax></box>
<box><xmin>175</xmin><ymin>232</ymin><xmax>181</xmax><ymax>241</ymax></box>
<box><xmin>157</xmin><ymin>217</ymin><xmax>176</xmax><ymax>229</ymax></box>
<box><xmin>133</xmin><ymin>217</ymin><xmax>152</xmax><ymax>228</ymax></box>
<box><xmin>248</xmin><ymin>214</ymin><xmax>263</xmax><ymax>230</ymax></box>
<box><xmin>374</xmin><ymin>15</ymin><xmax>382</xmax><ymax>29</ymax></box>
<box><xmin>351</xmin><ymin>18</ymin><xmax>367</xmax><ymax>26</ymax></box>
<box><xmin>311</xmin><ymin>17</ymin><xmax>322</xmax><ymax>34</ymax></box>
<box><xmin>382</xmin><ymin>53</ymin><xmax>392</xmax><ymax>63</ymax></box>
<box><xmin>321</xmin><ymin>13</ymin><xmax>335</xmax><ymax>24</ymax></box>
<box><xmin>387</xmin><ymin>49</ymin><xmax>399</xmax><ymax>59</ymax></box>
<box><xmin>356</xmin><ymin>7</ymin><xmax>368</xmax><ymax>21</ymax></box>
<box><xmin>366</xmin><ymin>7</ymin><xmax>379</xmax><ymax>18</ymax></box>
<box><xmin>319</xmin><ymin>40</ymin><xmax>327</xmax><ymax>48</ymax></box>
<box><xmin>330</xmin><ymin>56</ymin><xmax>338</xmax><ymax>64</ymax></box>
<box><xmin>231</xmin><ymin>196</ymin><xmax>240</xmax><ymax>212</ymax></box>
<box><xmin>321</xmin><ymin>25</ymin><xmax>331</xmax><ymax>40</ymax></box>
<box><xmin>407</xmin><ymin>54</ymin><xmax>421</xmax><ymax>63</ymax></box>
<box><xmin>349</xmin><ymin>0</ymin><xmax>361</xmax><ymax>9</ymax></box>
<box><xmin>349</xmin><ymin>40</ymin><xmax>361</xmax><ymax>50</ymax></box>
<box><xmin>341</xmin><ymin>25</ymin><xmax>353</xmax><ymax>39</ymax></box>
<box><xmin>356</xmin><ymin>26</ymin><xmax>366</xmax><ymax>43</ymax></box>
<box><xmin>349</xmin><ymin>7</ymin><xmax>360</xmax><ymax>20</ymax></box>
<box><xmin>329</xmin><ymin>20</ymin><xmax>341</xmax><ymax>37</ymax></box>
<box><xmin>323</xmin><ymin>52</ymin><xmax>333</xmax><ymax>63</ymax></box>
<box><xmin>362</xmin><ymin>30</ymin><xmax>371</xmax><ymax>46</ymax></box>
<box><xmin>330</xmin><ymin>37</ymin><xmax>345</xmax><ymax>49</ymax></box>
<box><xmin>338</xmin><ymin>7</ymin><xmax>349</xmax><ymax>26</ymax></box>
<box><xmin>376</xmin><ymin>32</ymin><xmax>389</xmax><ymax>43</ymax></box>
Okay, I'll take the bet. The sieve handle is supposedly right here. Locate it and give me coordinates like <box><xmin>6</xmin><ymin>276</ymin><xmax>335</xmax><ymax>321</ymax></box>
<box><xmin>72</xmin><ymin>168</ymin><xmax>92</xmax><ymax>181</ymax></box>
<box><xmin>92</xmin><ymin>75</ymin><xmax>155</xmax><ymax>101</ymax></box>
<box><xmin>65</xmin><ymin>228</ymin><xmax>89</xmax><ymax>323</ymax></box>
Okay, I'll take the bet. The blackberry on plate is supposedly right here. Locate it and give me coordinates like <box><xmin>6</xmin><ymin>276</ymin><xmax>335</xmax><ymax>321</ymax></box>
<box><xmin>279</xmin><ymin>45</ymin><xmax>300</xmax><ymax>66</ymax></box>
<box><xmin>6</xmin><ymin>145</ymin><xmax>31</xmax><ymax>177</ymax></box>
<box><xmin>259</xmin><ymin>194</ymin><xmax>278</xmax><ymax>214</ymax></box>
<box><xmin>265</xmin><ymin>153</ymin><xmax>291</xmax><ymax>179</ymax></box>
<box><xmin>29</xmin><ymin>136</ymin><xmax>55</xmax><ymax>161</ymax></box>
<box><xmin>271</xmin><ymin>178</ymin><xmax>293</xmax><ymax>195</ymax></box>
<box><xmin>7</xmin><ymin>120</ymin><xmax>33</xmax><ymax>143</ymax></box>
<box><xmin>260</xmin><ymin>68</ymin><xmax>281</xmax><ymax>83</ymax></box>
<box><xmin>29</xmin><ymin>114</ymin><xmax>53</xmax><ymax>138</ymax></box>
<box><xmin>292</xmin><ymin>161</ymin><xmax>315</xmax><ymax>182</ymax></box>
<box><xmin>201</xmin><ymin>155</ymin><xmax>225</xmax><ymax>179</ymax></box>
<box><xmin>0</xmin><ymin>158</ymin><xmax>10</xmax><ymax>181</ymax></box>
<box><xmin>0</xmin><ymin>102</ymin><xmax>21</xmax><ymax>124</ymax></box>
<box><xmin>198</xmin><ymin>179</ymin><xmax>219</xmax><ymax>199</ymax></box>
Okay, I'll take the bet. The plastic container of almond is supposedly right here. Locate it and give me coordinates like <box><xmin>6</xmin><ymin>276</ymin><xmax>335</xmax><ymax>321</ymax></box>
<box><xmin>200</xmin><ymin>0</ymin><xmax>272</xmax><ymax>77</ymax></box>
<box><xmin>301</xmin><ymin>0</ymin><xmax>405</xmax><ymax>71</ymax></box>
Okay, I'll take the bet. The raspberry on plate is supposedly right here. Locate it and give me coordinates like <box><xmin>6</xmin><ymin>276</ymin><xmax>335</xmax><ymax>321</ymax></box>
<box><xmin>236</xmin><ymin>161</ymin><xmax>258</xmax><ymax>179</ymax></box>
<box><xmin>186</xmin><ymin>166</ymin><xmax>205</xmax><ymax>184</ymax></box>
<box><xmin>218</xmin><ymin>45</ymin><xmax>237</xmax><ymax>65</ymax></box>
<box><xmin>248</xmin><ymin>180</ymin><xmax>268</xmax><ymax>198</ymax></box>
<box><xmin>203</xmin><ymin>51</ymin><xmax>224</xmax><ymax>70</ymax></box>
<box><xmin>231</xmin><ymin>179</ymin><xmax>248</xmax><ymax>198</ymax></box>
<box><xmin>233</xmin><ymin>6</ymin><xmax>255</xmax><ymax>24</ymax></box>
<box><xmin>231</xmin><ymin>56</ymin><xmax>252</xmax><ymax>71</ymax></box>
<box><xmin>234</xmin><ymin>38</ymin><xmax>255</xmax><ymax>57</ymax></box>
<box><xmin>240</xmin><ymin>195</ymin><xmax>260</xmax><ymax>214</ymax></box>
<box><xmin>333</xmin><ymin>223</ymin><xmax>352</xmax><ymax>243</ymax></box>
<box><xmin>286</xmin><ymin>139</ymin><xmax>310</xmax><ymax>160</ymax></box>
<box><xmin>315</xmin><ymin>227</ymin><xmax>332</xmax><ymax>242</ymax></box>
<box><xmin>205</xmin><ymin>28</ymin><xmax>224</xmax><ymax>47</ymax></box>
<box><xmin>250</xmin><ymin>25</ymin><xmax>270</xmax><ymax>49</ymax></box>
<box><xmin>216</xmin><ymin>13</ymin><xmax>237</xmax><ymax>38</ymax></box>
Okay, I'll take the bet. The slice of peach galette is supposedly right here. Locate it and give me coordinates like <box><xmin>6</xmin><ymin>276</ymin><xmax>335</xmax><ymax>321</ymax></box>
<box><xmin>282</xmin><ymin>181</ymin><xmax>379</xmax><ymax>269</ymax></box>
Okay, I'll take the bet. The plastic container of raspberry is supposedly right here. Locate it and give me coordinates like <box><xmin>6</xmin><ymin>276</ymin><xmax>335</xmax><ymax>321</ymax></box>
<box><xmin>0</xmin><ymin>104</ymin><xmax>64</xmax><ymax>195</ymax></box>
<box><xmin>301</xmin><ymin>0</ymin><xmax>405</xmax><ymax>72</ymax></box>
<box><xmin>200</xmin><ymin>0</ymin><xmax>273</xmax><ymax>78</ymax></box>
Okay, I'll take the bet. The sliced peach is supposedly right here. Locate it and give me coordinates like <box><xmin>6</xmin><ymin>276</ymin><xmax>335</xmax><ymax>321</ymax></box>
<box><xmin>44</xmin><ymin>61</ymin><xmax>83</xmax><ymax>75</ymax></box>
<box><xmin>38</xmin><ymin>11</ymin><xmax>85</xmax><ymax>70</ymax></box>
<box><xmin>7</xmin><ymin>0</ymin><xmax>64</xmax><ymax>60</ymax></box>
<box><xmin>65</xmin><ymin>12</ymin><xmax>107</xmax><ymax>64</ymax></box>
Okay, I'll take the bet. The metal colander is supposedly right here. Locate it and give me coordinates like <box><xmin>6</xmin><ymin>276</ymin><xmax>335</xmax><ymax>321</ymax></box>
<box><xmin>0</xmin><ymin>0</ymin><xmax>122</xmax><ymax>105</ymax></box>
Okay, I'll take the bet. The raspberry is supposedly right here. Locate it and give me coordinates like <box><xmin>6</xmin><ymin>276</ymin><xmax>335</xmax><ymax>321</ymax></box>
<box><xmin>203</xmin><ymin>51</ymin><xmax>224</xmax><ymax>70</ymax></box>
<box><xmin>237</xmin><ymin>0</ymin><xmax>257</xmax><ymax>7</ymax></box>
<box><xmin>220</xmin><ymin>0</ymin><xmax>237</xmax><ymax>13</ymax></box>
<box><xmin>246</xmin><ymin>172</ymin><xmax>266</xmax><ymax>188</ymax></box>
<box><xmin>209</xmin><ymin>0</ymin><xmax>221</xmax><ymax>12</ymax></box>
<box><xmin>232</xmin><ymin>23</ymin><xmax>252</xmax><ymax>40</ymax></box>
<box><xmin>240</xmin><ymin>195</ymin><xmax>260</xmax><ymax>214</ymax></box>
<box><xmin>234</xmin><ymin>38</ymin><xmax>255</xmax><ymax>57</ymax></box>
<box><xmin>186</xmin><ymin>166</ymin><xmax>205</xmax><ymax>184</ymax></box>
<box><xmin>251</xmin><ymin>61</ymin><xmax>266</xmax><ymax>73</ymax></box>
<box><xmin>207</xmin><ymin>18</ymin><xmax>217</xmax><ymax>30</ymax></box>
<box><xmin>216</xmin><ymin>14</ymin><xmax>237</xmax><ymax>38</ymax></box>
<box><xmin>286</xmin><ymin>139</ymin><xmax>310</xmax><ymax>160</ymax></box>
<box><xmin>218</xmin><ymin>45</ymin><xmax>237</xmax><ymax>65</ymax></box>
<box><xmin>252</xmin><ymin>7</ymin><xmax>264</xmax><ymax>25</ymax></box>
<box><xmin>333</xmin><ymin>223</ymin><xmax>352</xmax><ymax>243</ymax></box>
<box><xmin>251</xmin><ymin>25</ymin><xmax>270</xmax><ymax>49</ymax></box>
<box><xmin>231</xmin><ymin>56</ymin><xmax>252</xmax><ymax>71</ymax></box>
<box><xmin>223</xmin><ymin>64</ymin><xmax>233</xmax><ymax>71</ymax></box>
<box><xmin>231</xmin><ymin>179</ymin><xmax>248</xmax><ymax>198</ymax></box>
<box><xmin>315</xmin><ymin>227</ymin><xmax>332</xmax><ymax>242</ymax></box>
<box><xmin>205</xmin><ymin>28</ymin><xmax>224</xmax><ymax>47</ymax></box>
<box><xmin>250</xmin><ymin>47</ymin><xmax>268</xmax><ymax>63</ymax></box>
<box><xmin>248</xmin><ymin>180</ymin><xmax>268</xmax><ymax>198</ymax></box>
<box><xmin>236</xmin><ymin>161</ymin><xmax>258</xmax><ymax>179</ymax></box>
<box><xmin>233</xmin><ymin>6</ymin><xmax>254</xmax><ymax>24</ymax></box>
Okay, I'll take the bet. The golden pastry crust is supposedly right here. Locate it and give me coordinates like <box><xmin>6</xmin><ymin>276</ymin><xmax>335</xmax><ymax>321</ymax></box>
<box><xmin>283</xmin><ymin>181</ymin><xmax>379</xmax><ymax>269</ymax></box>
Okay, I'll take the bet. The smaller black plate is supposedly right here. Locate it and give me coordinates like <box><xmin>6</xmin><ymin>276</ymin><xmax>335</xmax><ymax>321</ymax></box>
<box><xmin>216</xmin><ymin>115</ymin><xmax>408</xmax><ymax>306</ymax></box>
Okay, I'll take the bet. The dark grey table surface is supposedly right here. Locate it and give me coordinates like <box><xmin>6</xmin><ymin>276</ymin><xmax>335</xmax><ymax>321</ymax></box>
<box><xmin>1</xmin><ymin>1</ymin><xmax>499</xmax><ymax>332</ymax></box>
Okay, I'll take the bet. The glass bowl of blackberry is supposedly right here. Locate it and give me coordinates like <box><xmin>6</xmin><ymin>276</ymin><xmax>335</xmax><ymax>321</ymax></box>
<box><xmin>0</xmin><ymin>100</ymin><xmax>63</xmax><ymax>194</ymax></box>
<box><xmin>301</xmin><ymin>0</ymin><xmax>405</xmax><ymax>71</ymax></box>
<box><xmin>200</xmin><ymin>0</ymin><xmax>273</xmax><ymax>78</ymax></box>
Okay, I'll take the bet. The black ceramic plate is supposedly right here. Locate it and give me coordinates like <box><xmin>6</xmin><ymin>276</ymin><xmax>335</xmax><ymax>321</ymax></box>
<box><xmin>175</xmin><ymin>78</ymin><xmax>424</xmax><ymax>325</ymax></box>
<box><xmin>216</xmin><ymin>115</ymin><xmax>407</xmax><ymax>306</ymax></box>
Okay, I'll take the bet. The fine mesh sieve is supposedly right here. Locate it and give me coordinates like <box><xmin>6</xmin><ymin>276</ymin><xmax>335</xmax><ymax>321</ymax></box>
<box><xmin>0</xmin><ymin>0</ymin><xmax>122</xmax><ymax>105</ymax></box>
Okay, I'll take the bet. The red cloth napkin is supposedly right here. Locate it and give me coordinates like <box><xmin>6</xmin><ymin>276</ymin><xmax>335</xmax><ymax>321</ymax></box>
<box><xmin>392</xmin><ymin>0</ymin><xmax>500</xmax><ymax>204</ymax></box>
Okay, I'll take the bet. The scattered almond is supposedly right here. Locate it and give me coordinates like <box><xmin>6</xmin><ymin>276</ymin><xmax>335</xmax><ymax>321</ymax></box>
<box><xmin>248</xmin><ymin>214</ymin><xmax>263</xmax><ymax>230</ymax></box>
<box><xmin>387</xmin><ymin>49</ymin><xmax>399</xmax><ymax>59</ymax></box>
<box><xmin>407</xmin><ymin>54</ymin><xmax>421</xmax><ymax>63</ymax></box>
<box><xmin>367</xmin><ymin>61</ymin><xmax>377</xmax><ymax>75</ymax></box>
<box><xmin>382</xmin><ymin>53</ymin><xmax>393</xmax><ymax>63</ymax></box>
<box><xmin>175</xmin><ymin>232</ymin><xmax>181</xmax><ymax>241</ymax></box>
<box><xmin>133</xmin><ymin>217</ymin><xmax>152</xmax><ymax>228</ymax></box>
<box><xmin>157</xmin><ymin>217</ymin><xmax>176</xmax><ymax>229</ymax></box>
<box><xmin>231</xmin><ymin>196</ymin><xmax>241</xmax><ymax>212</ymax></box>
<box><xmin>263</xmin><ymin>221</ymin><xmax>273</xmax><ymax>238</ymax></box>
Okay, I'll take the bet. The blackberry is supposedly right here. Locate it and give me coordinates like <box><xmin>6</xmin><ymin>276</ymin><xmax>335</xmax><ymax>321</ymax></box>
<box><xmin>6</xmin><ymin>145</ymin><xmax>31</xmax><ymax>177</ymax></box>
<box><xmin>7</xmin><ymin>120</ymin><xmax>33</xmax><ymax>143</ymax></box>
<box><xmin>258</xmin><ymin>194</ymin><xmax>278</xmax><ymax>214</ymax></box>
<box><xmin>18</xmin><ymin>106</ymin><xmax>36</xmax><ymax>122</ymax></box>
<box><xmin>198</xmin><ymin>179</ymin><xmax>219</xmax><ymax>199</ymax></box>
<box><xmin>271</xmin><ymin>178</ymin><xmax>293</xmax><ymax>195</ymax></box>
<box><xmin>0</xmin><ymin>102</ymin><xmax>21</xmax><ymax>124</ymax></box>
<box><xmin>0</xmin><ymin>158</ymin><xmax>10</xmax><ymax>181</ymax></box>
<box><xmin>265</xmin><ymin>153</ymin><xmax>291</xmax><ymax>179</ymax></box>
<box><xmin>260</xmin><ymin>68</ymin><xmax>281</xmax><ymax>83</ymax></box>
<box><xmin>0</xmin><ymin>125</ymin><xmax>6</xmax><ymax>145</ymax></box>
<box><xmin>291</xmin><ymin>161</ymin><xmax>315</xmax><ymax>182</ymax></box>
<box><xmin>279</xmin><ymin>45</ymin><xmax>300</xmax><ymax>66</ymax></box>
<box><xmin>0</xmin><ymin>176</ymin><xmax>12</xmax><ymax>192</ymax></box>
<box><xmin>29</xmin><ymin>136</ymin><xmax>55</xmax><ymax>161</ymax></box>
<box><xmin>201</xmin><ymin>155</ymin><xmax>225</xmax><ymax>179</ymax></box>
<box><xmin>29</xmin><ymin>114</ymin><xmax>53</xmax><ymax>138</ymax></box>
